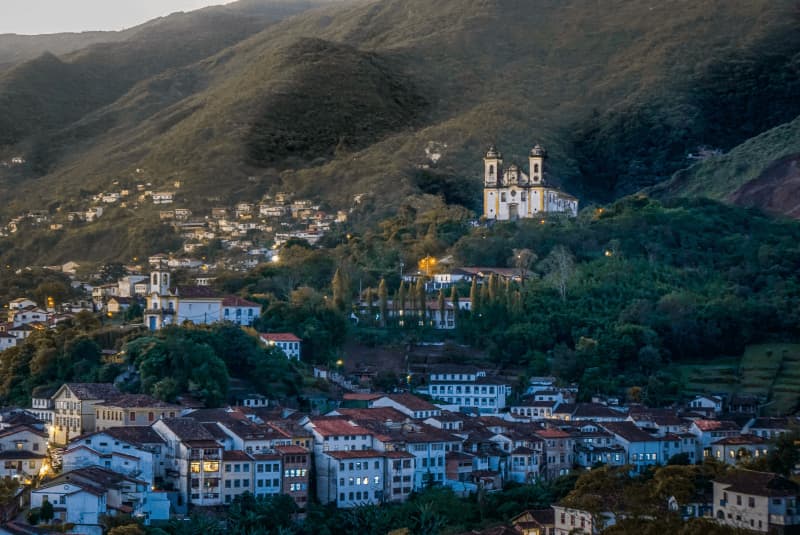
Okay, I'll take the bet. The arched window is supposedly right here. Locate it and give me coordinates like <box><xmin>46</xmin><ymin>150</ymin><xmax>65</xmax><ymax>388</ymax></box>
<box><xmin>489</xmin><ymin>165</ymin><xmax>495</xmax><ymax>176</ymax></box>
<box><xmin>152</xmin><ymin>273</ymin><xmax>158</xmax><ymax>286</ymax></box>
<box><xmin>534</xmin><ymin>164</ymin><xmax>539</xmax><ymax>173</ymax></box>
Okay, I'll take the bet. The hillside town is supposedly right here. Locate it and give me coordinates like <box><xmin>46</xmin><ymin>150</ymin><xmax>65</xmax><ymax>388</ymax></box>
<box><xmin>0</xmin><ymin>147</ymin><xmax>797</xmax><ymax>535</ymax></box>
<box><xmin>0</xmin><ymin>270</ymin><xmax>798</xmax><ymax>532</ymax></box>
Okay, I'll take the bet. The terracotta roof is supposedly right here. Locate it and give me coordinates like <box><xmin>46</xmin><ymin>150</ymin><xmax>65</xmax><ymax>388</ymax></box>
<box><xmin>600</xmin><ymin>422</ymin><xmax>657</xmax><ymax>442</ymax></box>
<box><xmin>715</xmin><ymin>470</ymin><xmax>800</xmax><ymax>497</ymax></box>
<box><xmin>223</xmin><ymin>450</ymin><xmax>253</xmax><ymax>461</ymax></box>
<box><xmin>160</xmin><ymin>418</ymin><xmax>218</xmax><ymax>441</ymax></box>
<box><xmin>175</xmin><ymin>286</ymin><xmax>219</xmax><ymax>299</ymax></box>
<box><xmin>335</xmin><ymin>407</ymin><xmax>410</xmax><ymax>422</ymax></box>
<box><xmin>222</xmin><ymin>296</ymin><xmax>261</xmax><ymax>307</ymax></box>
<box><xmin>309</xmin><ymin>417</ymin><xmax>371</xmax><ymax>437</ymax></box>
<box><xmin>274</xmin><ymin>444</ymin><xmax>309</xmax><ymax>455</ymax></box>
<box><xmin>63</xmin><ymin>383</ymin><xmax>120</xmax><ymax>400</ymax></box>
<box><xmin>384</xmin><ymin>450</ymin><xmax>415</xmax><ymax>459</ymax></box>
<box><xmin>95</xmin><ymin>394</ymin><xmax>180</xmax><ymax>409</ymax></box>
<box><xmin>712</xmin><ymin>434</ymin><xmax>768</xmax><ymax>446</ymax></box>
<box><xmin>260</xmin><ymin>333</ymin><xmax>302</xmax><ymax>342</ymax></box>
<box><xmin>343</xmin><ymin>393</ymin><xmax>383</xmax><ymax>401</ymax></box>
<box><xmin>693</xmin><ymin>419</ymin><xmax>741</xmax><ymax>432</ymax></box>
<box><xmin>379</xmin><ymin>394</ymin><xmax>439</xmax><ymax>412</ymax></box>
<box><xmin>534</xmin><ymin>428</ymin><xmax>571</xmax><ymax>439</ymax></box>
<box><xmin>324</xmin><ymin>449</ymin><xmax>385</xmax><ymax>460</ymax></box>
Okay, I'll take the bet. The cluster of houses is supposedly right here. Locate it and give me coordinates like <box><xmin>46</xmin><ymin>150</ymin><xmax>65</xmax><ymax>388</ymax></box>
<box><xmin>0</xmin><ymin>376</ymin><xmax>794</xmax><ymax>534</ymax></box>
<box><xmin>0</xmin><ymin>298</ymin><xmax>74</xmax><ymax>351</ymax></box>
<box><xmin>1</xmin><ymin>181</ymin><xmax>347</xmax><ymax>273</ymax></box>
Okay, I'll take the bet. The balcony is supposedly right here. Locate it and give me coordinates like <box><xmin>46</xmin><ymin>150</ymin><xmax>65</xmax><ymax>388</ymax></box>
<box><xmin>147</xmin><ymin>308</ymin><xmax>175</xmax><ymax>315</ymax></box>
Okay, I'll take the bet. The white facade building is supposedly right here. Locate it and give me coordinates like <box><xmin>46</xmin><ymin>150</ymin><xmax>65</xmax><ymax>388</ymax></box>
<box><xmin>482</xmin><ymin>144</ymin><xmax>578</xmax><ymax>221</ymax></box>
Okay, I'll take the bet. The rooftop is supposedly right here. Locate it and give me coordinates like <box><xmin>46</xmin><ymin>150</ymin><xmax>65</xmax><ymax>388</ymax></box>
<box><xmin>715</xmin><ymin>470</ymin><xmax>800</xmax><ymax>497</ymax></box>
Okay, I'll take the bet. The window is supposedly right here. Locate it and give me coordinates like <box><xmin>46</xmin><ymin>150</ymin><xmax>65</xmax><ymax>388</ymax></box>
<box><xmin>748</xmin><ymin>497</ymin><xmax>755</xmax><ymax>508</ymax></box>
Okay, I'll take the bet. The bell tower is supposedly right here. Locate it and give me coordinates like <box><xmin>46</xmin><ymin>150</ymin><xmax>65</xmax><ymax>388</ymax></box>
<box><xmin>484</xmin><ymin>145</ymin><xmax>503</xmax><ymax>187</ymax></box>
<box><xmin>529</xmin><ymin>144</ymin><xmax>546</xmax><ymax>184</ymax></box>
<box><xmin>150</xmin><ymin>270</ymin><xmax>170</xmax><ymax>295</ymax></box>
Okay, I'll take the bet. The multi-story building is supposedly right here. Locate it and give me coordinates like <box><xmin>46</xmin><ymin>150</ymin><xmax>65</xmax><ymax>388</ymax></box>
<box><xmin>221</xmin><ymin>450</ymin><xmax>254</xmax><ymax>505</ymax></box>
<box><xmin>51</xmin><ymin>383</ymin><xmax>121</xmax><ymax>445</ymax></box>
<box><xmin>151</xmin><ymin>418</ymin><xmax>224</xmax><ymax>508</ymax></box>
<box><xmin>535</xmin><ymin>428</ymin><xmax>574</xmax><ymax>479</ymax></box>
<box><xmin>713</xmin><ymin>470</ymin><xmax>800</xmax><ymax>533</ymax></box>
<box><xmin>0</xmin><ymin>425</ymin><xmax>48</xmax><ymax>482</ymax></box>
<box><xmin>317</xmin><ymin>450</ymin><xmax>386</xmax><ymax>508</ymax></box>
<box><xmin>276</xmin><ymin>444</ymin><xmax>310</xmax><ymax>506</ymax></box>
<box><xmin>63</xmin><ymin>426</ymin><xmax>167</xmax><ymax>485</ymax></box>
<box><xmin>427</xmin><ymin>370</ymin><xmax>510</xmax><ymax>413</ymax></box>
<box><xmin>144</xmin><ymin>270</ymin><xmax>261</xmax><ymax>330</ymax></box>
<box><xmin>93</xmin><ymin>394</ymin><xmax>181</xmax><ymax>431</ymax></box>
<box><xmin>259</xmin><ymin>333</ymin><xmax>302</xmax><ymax>360</ymax></box>
<box><xmin>252</xmin><ymin>453</ymin><xmax>282</xmax><ymax>499</ymax></box>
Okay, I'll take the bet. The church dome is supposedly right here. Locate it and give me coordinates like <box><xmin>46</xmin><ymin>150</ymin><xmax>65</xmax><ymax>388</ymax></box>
<box><xmin>530</xmin><ymin>144</ymin><xmax>546</xmax><ymax>157</ymax></box>
<box><xmin>486</xmin><ymin>145</ymin><xmax>502</xmax><ymax>158</ymax></box>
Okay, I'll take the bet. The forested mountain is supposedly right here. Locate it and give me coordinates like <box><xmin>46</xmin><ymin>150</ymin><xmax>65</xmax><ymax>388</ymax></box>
<box><xmin>1</xmin><ymin>0</ymin><xmax>799</xmax><ymax>264</ymax></box>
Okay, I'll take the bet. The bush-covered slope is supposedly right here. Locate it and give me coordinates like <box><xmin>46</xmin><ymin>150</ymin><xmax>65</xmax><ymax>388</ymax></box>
<box><xmin>2</xmin><ymin>0</ymin><xmax>800</xmax><ymax>263</ymax></box>
<box><xmin>650</xmin><ymin>114</ymin><xmax>800</xmax><ymax>217</ymax></box>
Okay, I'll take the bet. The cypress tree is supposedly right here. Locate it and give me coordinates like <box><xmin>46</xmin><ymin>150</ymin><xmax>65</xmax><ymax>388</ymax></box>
<box><xmin>378</xmin><ymin>278</ymin><xmax>388</xmax><ymax>327</ymax></box>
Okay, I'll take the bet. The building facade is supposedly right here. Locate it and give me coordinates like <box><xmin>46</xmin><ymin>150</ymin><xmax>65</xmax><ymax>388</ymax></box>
<box><xmin>482</xmin><ymin>144</ymin><xmax>578</xmax><ymax>221</ymax></box>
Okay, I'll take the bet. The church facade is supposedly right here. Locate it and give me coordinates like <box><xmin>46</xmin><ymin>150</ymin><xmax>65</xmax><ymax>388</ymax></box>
<box><xmin>482</xmin><ymin>144</ymin><xmax>578</xmax><ymax>220</ymax></box>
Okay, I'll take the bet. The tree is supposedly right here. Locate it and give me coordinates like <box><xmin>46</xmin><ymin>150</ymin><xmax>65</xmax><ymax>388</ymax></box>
<box><xmin>437</xmin><ymin>290</ymin><xmax>446</xmax><ymax>329</ymax></box>
<box><xmin>378</xmin><ymin>279</ymin><xmax>388</xmax><ymax>327</ymax></box>
<box><xmin>541</xmin><ymin>245</ymin><xmax>575</xmax><ymax>302</ymax></box>
<box><xmin>449</xmin><ymin>286</ymin><xmax>460</xmax><ymax>324</ymax></box>
<box><xmin>331</xmin><ymin>268</ymin><xmax>350</xmax><ymax>312</ymax></box>
<box><xmin>511</xmin><ymin>248</ymin><xmax>537</xmax><ymax>286</ymax></box>
<box><xmin>469</xmin><ymin>277</ymin><xmax>479</xmax><ymax>314</ymax></box>
<box><xmin>39</xmin><ymin>499</ymin><xmax>53</xmax><ymax>523</ymax></box>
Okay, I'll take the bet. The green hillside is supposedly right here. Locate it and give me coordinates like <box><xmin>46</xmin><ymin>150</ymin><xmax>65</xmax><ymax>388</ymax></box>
<box><xmin>2</xmin><ymin>0</ymin><xmax>800</xmax><ymax>263</ymax></box>
<box><xmin>650</xmin><ymin>114</ymin><xmax>800</xmax><ymax>216</ymax></box>
<box><xmin>674</xmin><ymin>344</ymin><xmax>800</xmax><ymax>415</ymax></box>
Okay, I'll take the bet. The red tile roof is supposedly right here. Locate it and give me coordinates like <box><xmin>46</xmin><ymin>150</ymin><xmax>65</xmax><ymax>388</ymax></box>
<box><xmin>222</xmin><ymin>296</ymin><xmax>261</xmax><ymax>307</ymax></box>
<box><xmin>324</xmin><ymin>449</ymin><xmax>385</xmax><ymax>460</ymax></box>
<box><xmin>693</xmin><ymin>419</ymin><xmax>741</xmax><ymax>432</ymax></box>
<box><xmin>309</xmin><ymin>417</ymin><xmax>371</xmax><ymax>437</ymax></box>
<box><xmin>260</xmin><ymin>333</ymin><xmax>301</xmax><ymax>342</ymax></box>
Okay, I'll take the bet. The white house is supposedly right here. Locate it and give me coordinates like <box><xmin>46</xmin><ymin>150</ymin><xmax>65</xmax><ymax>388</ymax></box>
<box><xmin>688</xmin><ymin>395</ymin><xmax>724</xmax><ymax>416</ymax></box>
<box><xmin>713</xmin><ymin>470</ymin><xmax>800</xmax><ymax>533</ymax></box>
<box><xmin>64</xmin><ymin>426</ymin><xmax>166</xmax><ymax>485</ymax></box>
<box><xmin>427</xmin><ymin>369</ymin><xmax>510</xmax><ymax>413</ymax></box>
<box><xmin>260</xmin><ymin>333</ymin><xmax>301</xmax><ymax>360</ymax></box>
<box><xmin>145</xmin><ymin>270</ymin><xmax>260</xmax><ymax>330</ymax></box>
<box><xmin>316</xmin><ymin>450</ymin><xmax>385</xmax><ymax>508</ymax></box>
<box><xmin>33</xmin><ymin>466</ymin><xmax>166</xmax><ymax>531</ymax></box>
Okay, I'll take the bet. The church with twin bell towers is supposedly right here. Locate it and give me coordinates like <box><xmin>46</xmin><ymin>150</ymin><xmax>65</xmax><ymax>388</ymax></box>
<box><xmin>482</xmin><ymin>144</ymin><xmax>578</xmax><ymax>220</ymax></box>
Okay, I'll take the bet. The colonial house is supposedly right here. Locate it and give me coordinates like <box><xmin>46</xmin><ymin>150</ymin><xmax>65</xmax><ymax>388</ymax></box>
<box><xmin>713</xmin><ymin>470</ymin><xmax>800</xmax><ymax>533</ymax></box>
<box><xmin>93</xmin><ymin>395</ymin><xmax>181</xmax><ymax>431</ymax></box>
<box><xmin>0</xmin><ymin>425</ymin><xmax>48</xmax><ymax>482</ymax></box>
<box><xmin>30</xmin><ymin>466</ymin><xmax>168</xmax><ymax>534</ymax></box>
<box><xmin>710</xmin><ymin>435</ymin><xmax>771</xmax><ymax>466</ymax></box>
<box><xmin>316</xmin><ymin>450</ymin><xmax>385</xmax><ymax>508</ymax></box>
<box><xmin>144</xmin><ymin>270</ymin><xmax>260</xmax><ymax>330</ymax></box>
<box><xmin>259</xmin><ymin>333</ymin><xmax>302</xmax><ymax>360</ymax></box>
<box><xmin>151</xmin><ymin>418</ymin><xmax>225</xmax><ymax>508</ymax></box>
<box><xmin>370</xmin><ymin>394</ymin><xmax>442</xmax><ymax>420</ymax></box>
<box><xmin>427</xmin><ymin>369</ymin><xmax>510</xmax><ymax>413</ymax></box>
<box><xmin>552</xmin><ymin>505</ymin><xmax>614</xmax><ymax>535</ymax></box>
<box><xmin>63</xmin><ymin>426</ymin><xmax>167</xmax><ymax>485</ymax></box>
<box><xmin>51</xmin><ymin>383</ymin><xmax>121</xmax><ymax>446</ymax></box>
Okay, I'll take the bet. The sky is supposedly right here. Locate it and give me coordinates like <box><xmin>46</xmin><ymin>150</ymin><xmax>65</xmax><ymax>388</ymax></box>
<box><xmin>0</xmin><ymin>1</ymin><xmax>237</xmax><ymax>35</ymax></box>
